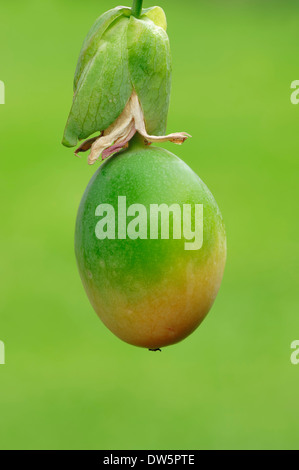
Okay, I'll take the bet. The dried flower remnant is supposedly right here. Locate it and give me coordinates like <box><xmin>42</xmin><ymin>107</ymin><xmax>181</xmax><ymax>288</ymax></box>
<box><xmin>75</xmin><ymin>91</ymin><xmax>191</xmax><ymax>164</ymax></box>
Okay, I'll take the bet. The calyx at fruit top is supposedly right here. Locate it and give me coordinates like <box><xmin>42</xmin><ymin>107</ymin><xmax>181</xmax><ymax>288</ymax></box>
<box><xmin>62</xmin><ymin>5</ymin><xmax>190</xmax><ymax>163</ymax></box>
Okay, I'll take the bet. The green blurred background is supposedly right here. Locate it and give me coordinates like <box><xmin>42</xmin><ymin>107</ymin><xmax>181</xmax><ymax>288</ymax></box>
<box><xmin>1</xmin><ymin>0</ymin><xmax>299</xmax><ymax>450</ymax></box>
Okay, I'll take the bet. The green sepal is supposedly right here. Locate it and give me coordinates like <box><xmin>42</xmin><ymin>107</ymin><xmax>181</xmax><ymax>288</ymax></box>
<box><xmin>63</xmin><ymin>8</ymin><xmax>132</xmax><ymax>148</ymax></box>
<box><xmin>141</xmin><ymin>6</ymin><xmax>167</xmax><ymax>31</ymax></box>
<box><xmin>127</xmin><ymin>15</ymin><xmax>171</xmax><ymax>135</ymax></box>
<box><xmin>74</xmin><ymin>6</ymin><xmax>131</xmax><ymax>91</ymax></box>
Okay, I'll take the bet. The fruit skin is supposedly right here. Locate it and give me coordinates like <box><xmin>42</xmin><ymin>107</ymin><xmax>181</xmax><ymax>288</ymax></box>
<box><xmin>75</xmin><ymin>139</ymin><xmax>226</xmax><ymax>348</ymax></box>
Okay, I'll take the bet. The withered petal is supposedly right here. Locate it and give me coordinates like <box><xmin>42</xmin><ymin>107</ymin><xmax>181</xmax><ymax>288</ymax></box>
<box><xmin>77</xmin><ymin>91</ymin><xmax>190</xmax><ymax>164</ymax></box>
<box><xmin>75</xmin><ymin>134</ymin><xmax>103</xmax><ymax>155</ymax></box>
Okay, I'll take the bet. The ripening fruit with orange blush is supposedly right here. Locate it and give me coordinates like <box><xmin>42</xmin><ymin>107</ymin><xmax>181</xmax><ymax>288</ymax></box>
<box><xmin>75</xmin><ymin>138</ymin><xmax>226</xmax><ymax>349</ymax></box>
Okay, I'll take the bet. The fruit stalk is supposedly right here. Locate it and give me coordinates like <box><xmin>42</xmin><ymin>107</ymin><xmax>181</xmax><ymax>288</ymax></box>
<box><xmin>131</xmin><ymin>0</ymin><xmax>143</xmax><ymax>18</ymax></box>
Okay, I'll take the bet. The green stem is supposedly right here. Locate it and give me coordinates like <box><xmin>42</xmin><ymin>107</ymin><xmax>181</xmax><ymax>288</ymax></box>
<box><xmin>131</xmin><ymin>0</ymin><xmax>143</xmax><ymax>18</ymax></box>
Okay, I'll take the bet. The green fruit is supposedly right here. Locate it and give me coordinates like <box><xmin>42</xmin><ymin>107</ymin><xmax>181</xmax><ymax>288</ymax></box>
<box><xmin>75</xmin><ymin>139</ymin><xmax>226</xmax><ymax>348</ymax></box>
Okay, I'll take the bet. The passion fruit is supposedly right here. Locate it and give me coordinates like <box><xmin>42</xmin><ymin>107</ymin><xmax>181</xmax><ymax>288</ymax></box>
<box><xmin>75</xmin><ymin>138</ymin><xmax>226</xmax><ymax>348</ymax></box>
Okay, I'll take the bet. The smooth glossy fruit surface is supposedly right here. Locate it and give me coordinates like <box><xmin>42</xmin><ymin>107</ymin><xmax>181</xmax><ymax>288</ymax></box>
<box><xmin>75</xmin><ymin>140</ymin><xmax>226</xmax><ymax>348</ymax></box>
